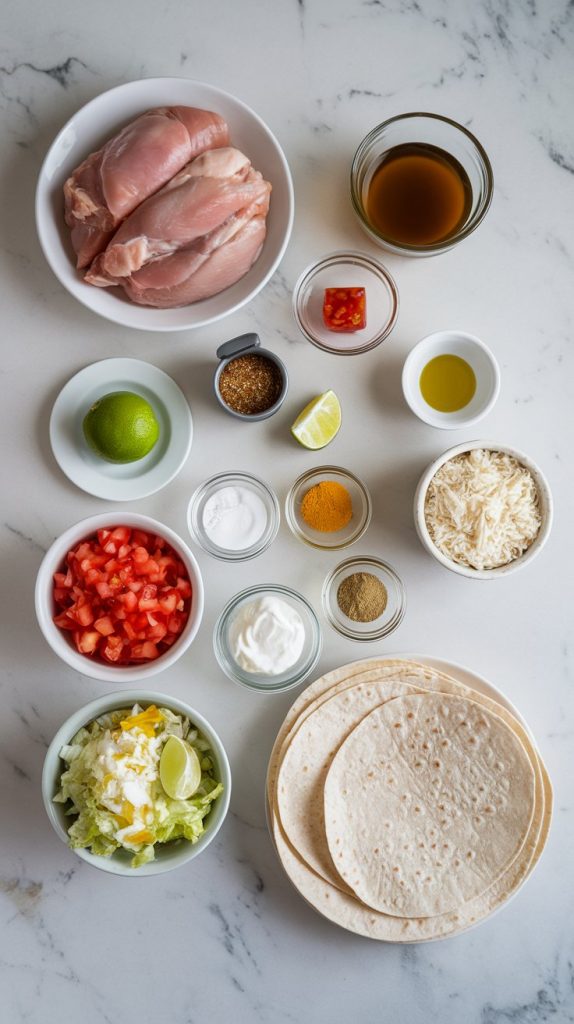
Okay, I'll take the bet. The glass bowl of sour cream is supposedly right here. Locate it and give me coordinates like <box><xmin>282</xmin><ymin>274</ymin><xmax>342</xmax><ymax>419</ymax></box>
<box><xmin>187</xmin><ymin>472</ymin><xmax>280</xmax><ymax>561</ymax></box>
<box><xmin>213</xmin><ymin>584</ymin><xmax>322</xmax><ymax>692</ymax></box>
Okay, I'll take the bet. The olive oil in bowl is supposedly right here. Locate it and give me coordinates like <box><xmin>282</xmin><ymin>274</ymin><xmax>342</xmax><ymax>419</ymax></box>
<box><xmin>366</xmin><ymin>143</ymin><xmax>473</xmax><ymax>248</ymax></box>
<box><xmin>419</xmin><ymin>354</ymin><xmax>476</xmax><ymax>413</ymax></box>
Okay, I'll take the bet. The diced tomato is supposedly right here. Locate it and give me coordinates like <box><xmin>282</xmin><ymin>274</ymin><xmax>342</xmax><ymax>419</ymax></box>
<box><xmin>77</xmin><ymin>630</ymin><xmax>100</xmax><ymax>654</ymax></box>
<box><xmin>158</xmin><ymin>591</ymin><xmax>178</xmax><ymax>614</ymax></box>
<box><xmin>131</xmin><ymin>641</ymin><xmax>159</xmax><ymax>661</ymax></box>
<box><xmin>52</xmin><ymin>526</ymin><xmax>192</xmax><ymax>667</ymax></box>
<box><xmin>323</xmin><ymin>287</ymin><xmax>367</xmax><ymax>333</ymax></box>
<box><xmin>94</xmin><ymin>616</ymin><xmax>115</xmax><ymax>637</ymax></box>
<box><xmin>54</xmin><ymin>570</ymin><xmax>73</xmax><ymax>588</ymax></box>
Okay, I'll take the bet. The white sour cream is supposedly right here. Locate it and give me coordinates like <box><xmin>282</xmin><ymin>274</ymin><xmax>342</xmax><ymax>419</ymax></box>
<box><xmin>229</xmin><ymin>595</ymin><xmax>305</xmax><ymax>675</ymax></box>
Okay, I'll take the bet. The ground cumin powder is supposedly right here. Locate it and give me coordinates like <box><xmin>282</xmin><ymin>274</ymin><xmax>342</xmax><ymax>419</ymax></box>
<box><xmin>337</xmin><ymin>571</ymin><xmax>387</xmax><ymax>622</ymax></box>
<box><xmin>300</xmin><ymin>480</ymin><xmax>353</xmax><ymax>532</ymax></box>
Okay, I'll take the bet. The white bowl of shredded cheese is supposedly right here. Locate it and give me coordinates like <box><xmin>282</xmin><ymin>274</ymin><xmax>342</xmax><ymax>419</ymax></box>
<box><xmin>414</xmin><ymin>441</ymin><xmax>553</xmax><ymax>578</ymax></box>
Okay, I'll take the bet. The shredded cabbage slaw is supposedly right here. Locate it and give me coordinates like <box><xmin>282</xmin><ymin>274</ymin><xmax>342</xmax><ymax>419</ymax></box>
<box><xmin>54</xmin><ymin>704</ymin><xmax>223</xmax><ymax>867</ymax></box>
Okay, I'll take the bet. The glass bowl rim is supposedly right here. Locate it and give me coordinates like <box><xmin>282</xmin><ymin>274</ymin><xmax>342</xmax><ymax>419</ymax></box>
<box><xmin>292</xmin><ymin>250</ymin><xmax>399</xmax><ymax>355</ymax></box>
<box><xmin>285</xmin><ymin>465</ymin><xmax>373</xmax><ymax>549</ymax></box>
<box><xmin>187</xmin><ymin>470</ymin><xmax>280</xmax><ymax>561</ymax></box>
<box><xmin>322</xmin><ymin>554</ymin><xmax>407</xmax><ymax>640</ymax></box>
<box><xmin>350</xmin><ymin>111</ymin><xmax>494</xmax><ymax>254</ymax></box>
<box><xmin>213</xmin><ymin>582</ymin><xmax>323</xmax><ymax>692</ymax></box>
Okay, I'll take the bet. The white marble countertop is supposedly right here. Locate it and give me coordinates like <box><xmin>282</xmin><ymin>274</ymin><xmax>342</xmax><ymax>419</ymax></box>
<box><xmin>1</xmin><ymin>1</ymin><xmax>573</xmax><ymax>1020</ymax></box>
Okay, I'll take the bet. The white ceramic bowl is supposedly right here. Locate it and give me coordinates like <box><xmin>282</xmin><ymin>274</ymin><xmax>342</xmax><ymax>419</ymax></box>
<box><xmin>42</xmin><ymin>690</ymin><xmax>231</xmax><ymax>876</ymax></box>
<box><xmin>35</xmin><ymin>77</ymin><xmax>294</xmax><ymax>331</ymax></box>
<box><xmin>414</xmin><ymin>441</ymin><xmax>553</xmax><ymax>579</ymax></box>
<box><xmin>35</xmin><ymin>513</ymin><xmax>204</xmax><ymax>680</ymax></box>
<box><xmin>402</xmin><ymin>330</ymin><xmax>500</xmax><ymax>429</ymax></box>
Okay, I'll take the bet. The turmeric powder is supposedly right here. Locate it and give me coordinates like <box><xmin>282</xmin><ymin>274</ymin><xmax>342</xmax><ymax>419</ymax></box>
<box><xmin>300</xmin><ymin>480</ymin><xmax>353</xmax><ymax>532</ymax></box>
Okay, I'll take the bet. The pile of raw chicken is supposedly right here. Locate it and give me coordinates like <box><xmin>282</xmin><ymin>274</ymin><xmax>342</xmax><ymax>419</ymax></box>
<box><xmin>64</xmin><ymin>106</ymin><xmax>272</xmax><ymax>308</ymax></box>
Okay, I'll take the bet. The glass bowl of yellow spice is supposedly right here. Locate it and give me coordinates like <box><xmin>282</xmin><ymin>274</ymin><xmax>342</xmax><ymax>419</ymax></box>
<box><xmin>322</xmin><ymin>555</ymin><xmax>406</xmax><ymax>641</ymax></box>
<box><xmin>285</xmin><ymin>467</ymin><xmax>372</xmax><ymax>550</ymax></box>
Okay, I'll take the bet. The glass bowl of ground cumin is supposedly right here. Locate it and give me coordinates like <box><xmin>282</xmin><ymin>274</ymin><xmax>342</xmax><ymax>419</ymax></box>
<box><xmin>322</xmin><ymin>555</ymin><xmax>406</xmax><ymax>641</ymax></box>
<box><xmin>285</xmin><ymin>466</ymin><xmax>372</xmax><ymax>550</ymax></box>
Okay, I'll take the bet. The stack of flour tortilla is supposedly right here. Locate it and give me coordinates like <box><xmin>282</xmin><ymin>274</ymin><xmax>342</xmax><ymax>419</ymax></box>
<box><xmin>267</xmin><ymin>658</ymin><xmax>552</xmax><ymax>941</ymax></box>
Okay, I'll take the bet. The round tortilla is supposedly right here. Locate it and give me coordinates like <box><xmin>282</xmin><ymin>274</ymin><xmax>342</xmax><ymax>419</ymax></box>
<box><xmin>268</xmin><ymin>657</ymin><xmax>551</xmax><ymax>940</ymax></box>
<box><xmin>267</xmin><ymin>659</ymin><xmax>442</xmax><ymax>807</ymax></box>
<box><xmin>323</xmin><ymin>692</ymin><xmax>536</xmax><ymax>917</ymax></box>
<box><xmin>276</xmin><ymin>679</ymin><xmax>423</xmax><ymax>888</ymax></box>
<box><xmin>271</xmin><ymin>753</ymin><xmax>551</xmax><ymax>942</ymax></box>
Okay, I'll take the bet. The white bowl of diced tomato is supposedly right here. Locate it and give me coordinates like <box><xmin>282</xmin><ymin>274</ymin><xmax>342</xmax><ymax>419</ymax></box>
<box><xmin>35</xmin><ymin>513</ymin><xmax>204</xmax><ymax>681</ymax></box>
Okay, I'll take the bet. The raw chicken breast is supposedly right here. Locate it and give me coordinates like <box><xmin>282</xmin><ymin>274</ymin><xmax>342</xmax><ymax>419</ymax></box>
<box><xmin>64</xmin><ymin>106</ymin><xmax>229</xmax><ymax>268</ymax></box>
<box><xmin>85</xmin><ymin>147</ymin><xmax>272</xmax><ymax>308</ymax></box>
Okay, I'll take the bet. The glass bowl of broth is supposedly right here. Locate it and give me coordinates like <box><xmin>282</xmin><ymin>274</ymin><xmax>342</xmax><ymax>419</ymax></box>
<box><xmin>350</xmin><ymin>113</ymin><xmax>493</xmax><ymax>257</ymax></box>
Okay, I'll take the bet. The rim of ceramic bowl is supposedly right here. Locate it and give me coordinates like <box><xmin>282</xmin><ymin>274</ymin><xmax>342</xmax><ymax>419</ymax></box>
<box><xmin>213</xmin><ymin>583</ymin><xmax>322</xmax><ymax>692</ymax></box>
<box><xmin>413</xmin><ymin>440</ymin><xmax>554</xmax><ymax>579</ymax></box>
<box><xmin>187</xmin><ymin>471</ymin><xmax>280</xmax><ymax>560</ymax></box>
<box><xmin>401</xmin><ymin>330</ymin><xmax>501</xmax><ymax>429</ymax></box>
<box><xmin>350</xmin><ymin>111</ymin><xmax>494</xmax><ymax>255</ymax></box>
<box><xmin>42</xmin><ymin>690</ymin><xmax>231</xmax><ymax>875</ymax></box>
<box><xmin>35</xmin><ymin>512</ymin><xmax>204</xmax><ymax>680</ymax></box>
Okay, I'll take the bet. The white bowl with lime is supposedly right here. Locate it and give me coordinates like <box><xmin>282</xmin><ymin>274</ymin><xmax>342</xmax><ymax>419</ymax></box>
<box><xmin>42</xmin><ymin>692</ymin><xmax>231</xmax><ymax>875</ymax></box>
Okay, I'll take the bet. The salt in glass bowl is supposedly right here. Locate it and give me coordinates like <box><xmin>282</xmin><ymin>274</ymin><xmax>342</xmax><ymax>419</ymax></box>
<box><xmin>285</xmin><ymin>467</ymin><xmax>372</xmax><ymax>550</ymax></box>
<box><xmin>42</xmin><ymin>690</ymin><xmax>231</xmax><ymax>876</ymax></box>
<box><xmin>213</xmin><ymin>584</ymin><xmax>322</xmax><ymax>692</ymax></box>
<box><xmin>322</xmin><ymin>556</ymin><xmax>406</xmax><ymax>641</ymax></box>
<box><xmin>187</xmin><ymin>471</ymin><xmax>280</xmax><ymax>561</ymax></box>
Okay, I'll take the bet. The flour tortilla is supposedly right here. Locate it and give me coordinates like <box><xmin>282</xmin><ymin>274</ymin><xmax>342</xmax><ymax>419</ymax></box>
<box><xmin>276</xmin><ymin>679</ymin><xmax>424</xmax><ymax>889</ymax></box>
<box><xmin>272</xmin><ymin>660</ymin><xmax>544</xmax><ymax>890</ymax></box>
<box><xmin>323</xmin><ymin>693</ymin><xmax>536</xmax><ymax>917</ymax></box>
<box><xmin>271</xmin><ymin>752</ymin><xmax>552</xmax><ymax>942</ymax></box>
<box><xmin>268</xmin><ymin>657</ymin><xmax>551</xmax><ymax>940</ymax></box>
<box><xmin>267</xmin><ymin>658</ymin><xmax>442</xmax><ymax>808</ymax></box>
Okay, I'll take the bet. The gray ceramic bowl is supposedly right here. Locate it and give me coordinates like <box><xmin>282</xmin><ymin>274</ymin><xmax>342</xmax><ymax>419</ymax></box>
<box><xmin>42</xmin><ymin>690</ymin><xmax>231</xmax><ymax>875</ymax></box>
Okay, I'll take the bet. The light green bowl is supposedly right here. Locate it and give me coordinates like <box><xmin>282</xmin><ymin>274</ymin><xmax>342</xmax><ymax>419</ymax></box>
<box><xmin>42</xmin><ymin>690</ymin><xmax>231</xmax><ymax>876</ymax></box>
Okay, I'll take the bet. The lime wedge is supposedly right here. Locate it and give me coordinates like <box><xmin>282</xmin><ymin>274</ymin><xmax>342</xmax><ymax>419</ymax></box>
<box><xmin>290</xmin><ymin>390</ymin><xmax>342</xmax><ymax>450</ymax></box>
<box><xmin>159</xmin><ymin>735</ymin><xmax>202</xmax><ymax>800</ymax></box>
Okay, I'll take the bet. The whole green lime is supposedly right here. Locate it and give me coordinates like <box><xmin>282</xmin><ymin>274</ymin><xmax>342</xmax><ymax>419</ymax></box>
<box><xmin>83</xmin><ymin>391</ymin><xmax>160</xmax><ymax>463</ymax></box>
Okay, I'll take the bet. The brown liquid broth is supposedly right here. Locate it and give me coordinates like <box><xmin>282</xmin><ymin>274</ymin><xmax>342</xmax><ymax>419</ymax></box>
<box><xmin>366</xmin><ymin>143</ymin><xmax>473</xmax><ymax>246</ymax></box>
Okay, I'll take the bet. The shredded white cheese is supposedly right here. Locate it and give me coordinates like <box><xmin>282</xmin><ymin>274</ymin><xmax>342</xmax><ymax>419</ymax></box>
<box><xmin>424</xmin><ymin>449</ymin><xmax>542</xmax><ymax>571</ymax></box>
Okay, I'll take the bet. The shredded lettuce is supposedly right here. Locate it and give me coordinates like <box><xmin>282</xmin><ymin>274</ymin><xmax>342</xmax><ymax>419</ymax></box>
<box><xmin>54</xmin><ymin>705</ymin><xmax>223</xmax><ymax>868</ymax></box>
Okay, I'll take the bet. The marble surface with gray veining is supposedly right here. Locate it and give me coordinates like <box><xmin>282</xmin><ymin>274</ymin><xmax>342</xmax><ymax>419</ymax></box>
<box><xmin>1</xmin><ymin>0</ymin><xmax>573</xmax><ymax>1021</ymax></box>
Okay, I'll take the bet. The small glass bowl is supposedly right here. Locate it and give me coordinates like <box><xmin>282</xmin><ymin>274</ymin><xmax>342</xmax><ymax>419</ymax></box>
<box><xmin>292</xmin><ymin>251</ymin><xmax>399</xmax><ymax>355</ymax></box>
<box><xmin>187</xmin><ymin>472</ymin><xmax>280</xmax><ymax>561</ymax></box>
<box><xmin>350</xmin><ymin>112</ymin><xmax>494</xmax><ymax>257</ymax></box>
<box><xmin>322</xmin><ymin>556</ymin><xmax>406</xmax><ymax>641</ymax></box>
<box><xmin>214</xmin><ymin>584</ymin><xmax>322</xmax><ymax>692</ymax></box>
<box><xmin>285</xmin><ymin>467</ymin><xmax>372</xmax><ymax>550</ymax></box>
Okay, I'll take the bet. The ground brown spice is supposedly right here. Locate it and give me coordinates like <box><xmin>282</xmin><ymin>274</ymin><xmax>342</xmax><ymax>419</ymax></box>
<box><xmin>337</xmin><ymin>571</ymin><xmax>387</xmax><ymax>622</ymax></box>
<box><xmin>218</xmin><ymin>354</ymin><xmax>283</xmax><ymax>415</ymax></box>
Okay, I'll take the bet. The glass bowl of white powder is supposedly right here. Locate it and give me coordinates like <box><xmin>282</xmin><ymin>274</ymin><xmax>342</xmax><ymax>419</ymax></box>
<box><xmin>213</xmin><ymin>584</ymin><xmax>322</xmax><ymax>692</ymax></box>
<box><xmin>187</xmin><ymin>472</ymin><xmax>280</xmax><ymax>561</ymax></box>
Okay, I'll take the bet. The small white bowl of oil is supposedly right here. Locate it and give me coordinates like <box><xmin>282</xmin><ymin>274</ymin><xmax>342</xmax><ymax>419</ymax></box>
<box><xmin>401</xmin><ymin>330</ymin><xmax>500</xmax><ymax>429</ymax></box>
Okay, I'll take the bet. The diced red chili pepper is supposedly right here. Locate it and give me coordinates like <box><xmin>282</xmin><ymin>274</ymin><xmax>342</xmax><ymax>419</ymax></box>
<box><xmin>323</xmin><ymin>287</ymin><xmax>367</xmax><ymax>333</ymax></box>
